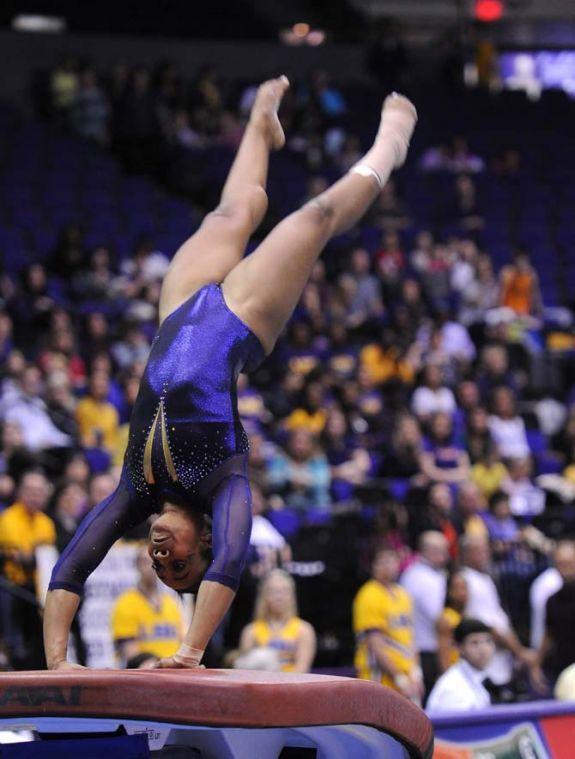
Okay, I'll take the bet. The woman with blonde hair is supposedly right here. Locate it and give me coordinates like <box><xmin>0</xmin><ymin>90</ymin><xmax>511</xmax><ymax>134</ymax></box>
<box><xmin>237</xmin><ymin>569</ymin><xmax>316</xmax><ymax>672</ymax></box>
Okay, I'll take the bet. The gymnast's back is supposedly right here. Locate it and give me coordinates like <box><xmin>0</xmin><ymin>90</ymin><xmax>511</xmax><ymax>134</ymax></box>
<box><xmin>49</xmin><ymin>283</ymin><xmax>263</xmax><ymax>595</ymax></box>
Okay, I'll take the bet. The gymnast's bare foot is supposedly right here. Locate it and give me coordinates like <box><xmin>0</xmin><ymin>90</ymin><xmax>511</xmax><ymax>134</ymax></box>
<box><xmin>379</xmin><ymin>92</ymin><xmax>418</xmax><ymax>168</ymax></box>
<box><xmin>250</xmin><ymin>75</ymin><xmax>290</xmax><ymax>151</ymax></box>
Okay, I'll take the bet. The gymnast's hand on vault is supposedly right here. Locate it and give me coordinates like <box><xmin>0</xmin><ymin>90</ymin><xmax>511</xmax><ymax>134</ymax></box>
<box><xmin>154</xmin><ymin>656</ymin><xmax>205</xmax><ymax>669</ymax></box>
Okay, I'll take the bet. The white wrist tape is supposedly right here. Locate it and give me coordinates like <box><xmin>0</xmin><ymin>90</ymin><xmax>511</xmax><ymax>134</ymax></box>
<box><xmin>351</xmin><ymin>163</ymin><xmax>383</xmax><ymax>189</ymax></box>
<box><xmin>173</xmin><ymin>643</ymin><xmax>205</xmax><ymax>668</ymax></box>
<box><xmin>412</xmin><ymin>666</ymin><xmax>423</xmax><ymax>681</ymax></box>
<box><xmin>394</xmin><ymin>673</ymin><xmax>411</xmax><ymax>689</ymax></box>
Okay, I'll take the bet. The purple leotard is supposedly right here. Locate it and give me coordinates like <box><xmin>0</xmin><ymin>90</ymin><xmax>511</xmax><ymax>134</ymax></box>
<box><xmin>50</xmin><ymin>284</ymin><xmax>265</xmax><ymax>594</ymax></box>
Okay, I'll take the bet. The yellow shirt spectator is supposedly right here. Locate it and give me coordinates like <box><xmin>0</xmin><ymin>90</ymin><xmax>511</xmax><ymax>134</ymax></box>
<box><xmin>437</xmin><ymin>607</ymin><xmax>462</xmax><ymax>668</ymax></box>
<box><xmin>285</xmin><ymin>408</ymin><xmax>326</xmax><ymax>434</ymax></box>
<box><xmin>111</xmin><ymin>588</ymin><xmax>184</xmax><ymax>661</ymax></box>
<box><xmin>353</xmin><ymin>578</ymin><xmax>416</xmax><ymax>690</ymax></box>
<box><xmin>360</xmin><ymin>344</ymin><xmax>414</xmax><ymax>386</ymax></box>
<box><xmin>564</xmin><ymin>464</ymin><xmax>575</xmax><ymax>486</ymax></box>
<box><xmin>76</xmin><ymin>371</ymin><xmax>120</xmax><ymax>453</ymax></box>
<box><xmin>76</xmin><ymin>396</ymin><xmax>119</xmax><ymax>452</ymax></box>
<box><xmin>464</xmin><ymin>514</ymin><xmax>489</xmax><ymax>539</ymax></box>
<box><xmin>252</xmin><ymin>617</ymin><xmax>305</xmax><ymax>672</ymax></box>
<box><xmin>0</xmin><ymin>501</ymin><xmax>56</xmax><ymax>586</ymax></box>
<box><xmin>471</xmin><ymin>461</ymin><xmax>508</xmax><ymax>499</ymax></box>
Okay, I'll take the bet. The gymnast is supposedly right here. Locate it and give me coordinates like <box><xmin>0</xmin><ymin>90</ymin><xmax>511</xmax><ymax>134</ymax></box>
<box><xmin>44</xmin><ymin>76</ymin><xmax>417</xmax><ymax>671</ymax></box>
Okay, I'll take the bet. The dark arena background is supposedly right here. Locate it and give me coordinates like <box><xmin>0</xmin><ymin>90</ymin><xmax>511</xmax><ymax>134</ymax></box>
<box><xmin>0</xmin><ymin>1</ymin><xmax>575</xmax><ymax>757</ymax></box>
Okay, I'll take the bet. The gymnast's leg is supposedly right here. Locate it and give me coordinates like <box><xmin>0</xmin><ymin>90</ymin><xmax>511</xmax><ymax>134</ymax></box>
<box><xmin>222</xmin><ymin>93</ymin><xmax>417</xmax><ymax>353</ymax></box>
<box><xmin>158</xmin><ymin>75</ymin><xmax>290</xmax><ymax>323</ymax></box>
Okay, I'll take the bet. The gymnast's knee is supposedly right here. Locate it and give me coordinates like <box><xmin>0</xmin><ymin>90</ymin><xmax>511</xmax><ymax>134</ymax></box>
<box><xmin>213</xmin><ymin>186</ymin><xmax>268</xmax><ymax>230</ymax></box>
<box><xmin>300</xmin><ymin>195</ymin><xmax>336</xmax><ymax>234</ymax></box>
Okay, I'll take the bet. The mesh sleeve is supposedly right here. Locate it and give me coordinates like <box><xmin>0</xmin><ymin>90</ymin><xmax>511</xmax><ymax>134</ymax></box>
<box><xmin>49</xmin><ymin>470</ymin><xmax>150</xmax><ymax>596</ymax></box>
<box><xmin>204</xmin><ymin>474</ymin><xmax>252</xmax><ymax>592</ymax></box>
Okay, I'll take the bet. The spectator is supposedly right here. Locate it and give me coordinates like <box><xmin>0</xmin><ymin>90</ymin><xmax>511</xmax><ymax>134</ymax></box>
<box><xmin>470</xmin><ymin>441</ymin><xmax>508</xmax><ymax>498</ymax></box>
<box><xmin>450</xmin><ymin>137</ymin><xmax>485</xmax><ymax>174</ymax></box>
<box><xmin>360</xmin><ymin>327</ymin><xmax>414</xmax><ymax>386</ymax></box>
<box><xmin>82</xmin><ymin>313</ymin><xmax>112</xmax><ymax>366</ymax></box>
<box><xmin>419</xmin><ymin>411</ymin><xmax>470</xmax><ymax>485</ymax></box>
<box><xmin>114</xmin><ymin>66</ymin><xmax>161</xmax><ymax>175</ymax></box>
<box><xmin>285</xmin><ymin>379</ymin><xmax>328</xmax><ymax>435</ymax></box>
<box><xmin>419</xmin><ymin>143</ymin><xmax>452</xmax><ymax>173</ymax></box>
<box><xmin>529</xmin><ymin>541</ymin><xmax>566</xmax><ymax>650</ymax></box>
<box><xmin>554</xmin><ymin>663</ymin><xmax>575</xmax><ymax>701</ymax></box>
<box><xmin>353</xmin><ymin>546</ymin><xmax>423</xmax><ymax>702</ymax></box>
<box><xmin>499</xmin><ymin>250</ymin><xmax>543</xmax><ymax>318</ymax></box>
<box><xmin>321</xmin><ymin>408</ymin><xmax>371</xmax><ymax>501</ymax></box>
<box><xmin>50</xmin><ymin>56</ymin><xmax>78</xmax><ymax>124</ymax></box>
<box><xmin>75</xmin><ymin>370</ymin><xmax>120</xmax><ymax>454</ymax></box>
<box><xmin>461</xmin><ymin>534</ymin><xmax>534</xmax><ymax>685</ymax></box>
<box><xmin>418</xmin><ymin>245</ymin><xmax>453</xmax><ymax>309</ymax></box>
<box><xmin>451</xmin><ymin>175</ymin><xmax>484</xmax><ymax>233</ymax></box>
<box><xmin>70</xmin><ymin>68</ymin><xmax>110</xmax><ymax>145</ymax></box>
<box><xmin>454</xmin><ymin>482</ymin><xmax>488</xmax><ymax>539</ymax></box>
<box><xmin>249</xmin><ymin>482</ymin><xmax>292</xmax><ymax>578</ymax></box>
<box><xmin>397</xmin><ymin>278</ymin><xmax>427</xmax><ymax>337</ymax></box>
<box><xmin>63</xmin><ymin>451</ymin><xmax>91</xmax><ymax>489</ymax></box>
<box><xmin>51</xmin><ymin>482</ymin><xmax>88</xmax><ymax>554</ymax></box>
<box><xmin>281</xmin><ymin>322</ymin><xmax>322</xmax><ymax>378</ymax></box>
<box><xmin>0</xmin><ymin>470</ymin><xmax>55</xmax><ymax>668</ymax></box>
<box><xmin>236</xmin><ymin>569</ymin><xmax>316</xmax><ymax>672</ymax></box>
<box><xmin>488</xmin><ymin>386</ymin><xmax>530</xmax><ymax>460</ymax></box>
<box><xmin>437</xmin><ymin>311</ymin><xmax>476</xmax><ymax>366</ymax></box>
<box><xmin>0</xmin><ymin>312</ymin><xmax>14</xmax><ymax>365</ymax></box>
<box><xmin>267</xmin><ymin>429</ymin><xmax>331</xmax><ymax>512</ymax></box>
<box><xmin>380</xmin><ymin>413</ymin><xmax>423</xmax><ymax>480</ymax></box>
<box><xmin>482</xmin><ymin>491</ymin><xmax>520</xmax><ymax>554</ymax></box>
<box><xmin>400</xmin><ymin>531</ymin><xmax>449</xmax><ymax>696</ymax></box>
<box><xmin>375</xmin><ymin>231</ymin><xmax>405</xmax><ymax>292</ymax></box>
<box><xmin>411</xmin><ymin>326</ymin><xmax>454</xmax><ymax>385</ymax></box>
<box><xmin>427</xmin><ymin>619</ymin><xmax>495</xmax><ymax>713</ymax></box>
<box><xmin>500</xmin><ymin>457</ymin><xmax>545</xmax><ymax>520</ymax></box>
<box><xmin>477</xmin><ymin>344</ymin><xmax>517</xmax><ymax>403</ymax></box>
<box><xmin>411</xmin><ymin>365</ymin><xmax>457</xmax><ymax>423</ymax></box>
<box><xmin>459</xmin><ymin>253</ymin><xmax>499</xmax><ymax>326</ymax></box>
<box><xmin>0</xmin><ymin>365</ymin><xmax>71</xmax><ymax>453</ymax></box>
<box><xmin>409</xmin><ymin>483</ymin><xmax>458</xmax><ymax>560</ymax></box>
<box><xmin>48</xmin><ymin>224</ymin><xmax>86</xmax><ymax>280</ymax></box>
<box><xmin>88</xmin><ymin>471</ymin><xmax>118</xmax><ymax>510</ymax></box>
<box><xmin>111</xmin><ymin>546</ymin><xmax>184</xmax><ymax>667</ymax></box>
<box><xmin>0</xmin><ymin>420</ymin><xmax>34</xmax><ymax>486</ymax></box>
<box><xmin>237</xmin><ymin>375</ymin><xmax>271</xmax><ymax>430</ymax></box>
<box><xmin>111</xmin><ymin>325</ymin><xmax>151</xmax><ymax>370</ymax></box>
<box><xmin>373</xmin><ymin>180</ymin><xmax>412</xmax><ymax>233</ymax></box>
<box><xmin>465</xmin><ymin>406</ymin><xmax>492</xmax><ymax>464</ymax></box>
<box><xmin>345</xmin><ymin>247</ymin><xmax>385</xmax><ymax>328</ymax></box>
<box><xmin>44</xmin><ymin>369</ymin><xmax>79</xmax><ymax>440</ymax></box>
<box><xmin>530</xmin><ymin>541</ymin><xmax>575</xmax><ymax>694</ymax></box>
<box><xmin>436</xmin><ymin>570</ymin><xmax>469</xmax><ymax>674</ymax></box>
<box><xmin>14</xmin><ymin>264</ymin><xmax>61</xmax><ymax>349</ymax></box>
<box><xmin>72</xmin><ymin>247</ymin><xmax>116</xmax><ymax>306</ymax></box>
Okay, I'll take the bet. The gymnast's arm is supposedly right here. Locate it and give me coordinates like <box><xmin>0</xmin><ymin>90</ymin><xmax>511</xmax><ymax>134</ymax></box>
<box><xmin>157</xmin><ymin>473</ymin><xmax>252</xmax><ymax>668</ymax></box>
<box><xmin>44</xmin><ymin>472</ymin><xmax>146</xmax><ymax>670</ymax></box>
<box><xmin>44</xmin><ymin>590</ymin><xmax>83</xmax><ymax>670</ymax></box>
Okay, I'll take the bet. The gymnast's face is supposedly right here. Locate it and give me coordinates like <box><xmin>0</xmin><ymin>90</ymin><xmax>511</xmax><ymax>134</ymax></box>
<box><xmin>148</xmin><ymin>505</ymin><xmax>209</xmax><ymax>592</ymax></box>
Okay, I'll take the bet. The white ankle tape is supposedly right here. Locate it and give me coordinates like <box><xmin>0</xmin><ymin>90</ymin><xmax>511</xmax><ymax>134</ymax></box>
<box><xmin>351</xmin><ymin>163</ymin><xmax>383</xmax><ymax>189</ymax></box>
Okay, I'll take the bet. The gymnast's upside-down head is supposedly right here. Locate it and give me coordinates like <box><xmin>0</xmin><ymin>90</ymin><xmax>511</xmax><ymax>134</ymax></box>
<box><xmin>148</xmin><ymin>503</ymin><xmax>212</xmax><ymax>593</ymax></box>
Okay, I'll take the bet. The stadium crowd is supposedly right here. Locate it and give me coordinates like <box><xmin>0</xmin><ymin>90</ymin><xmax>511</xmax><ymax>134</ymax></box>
<box><xmin>1</xmin><ymin>55</ymin><xmax>575</xmax><ymax>710</ymax></box>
